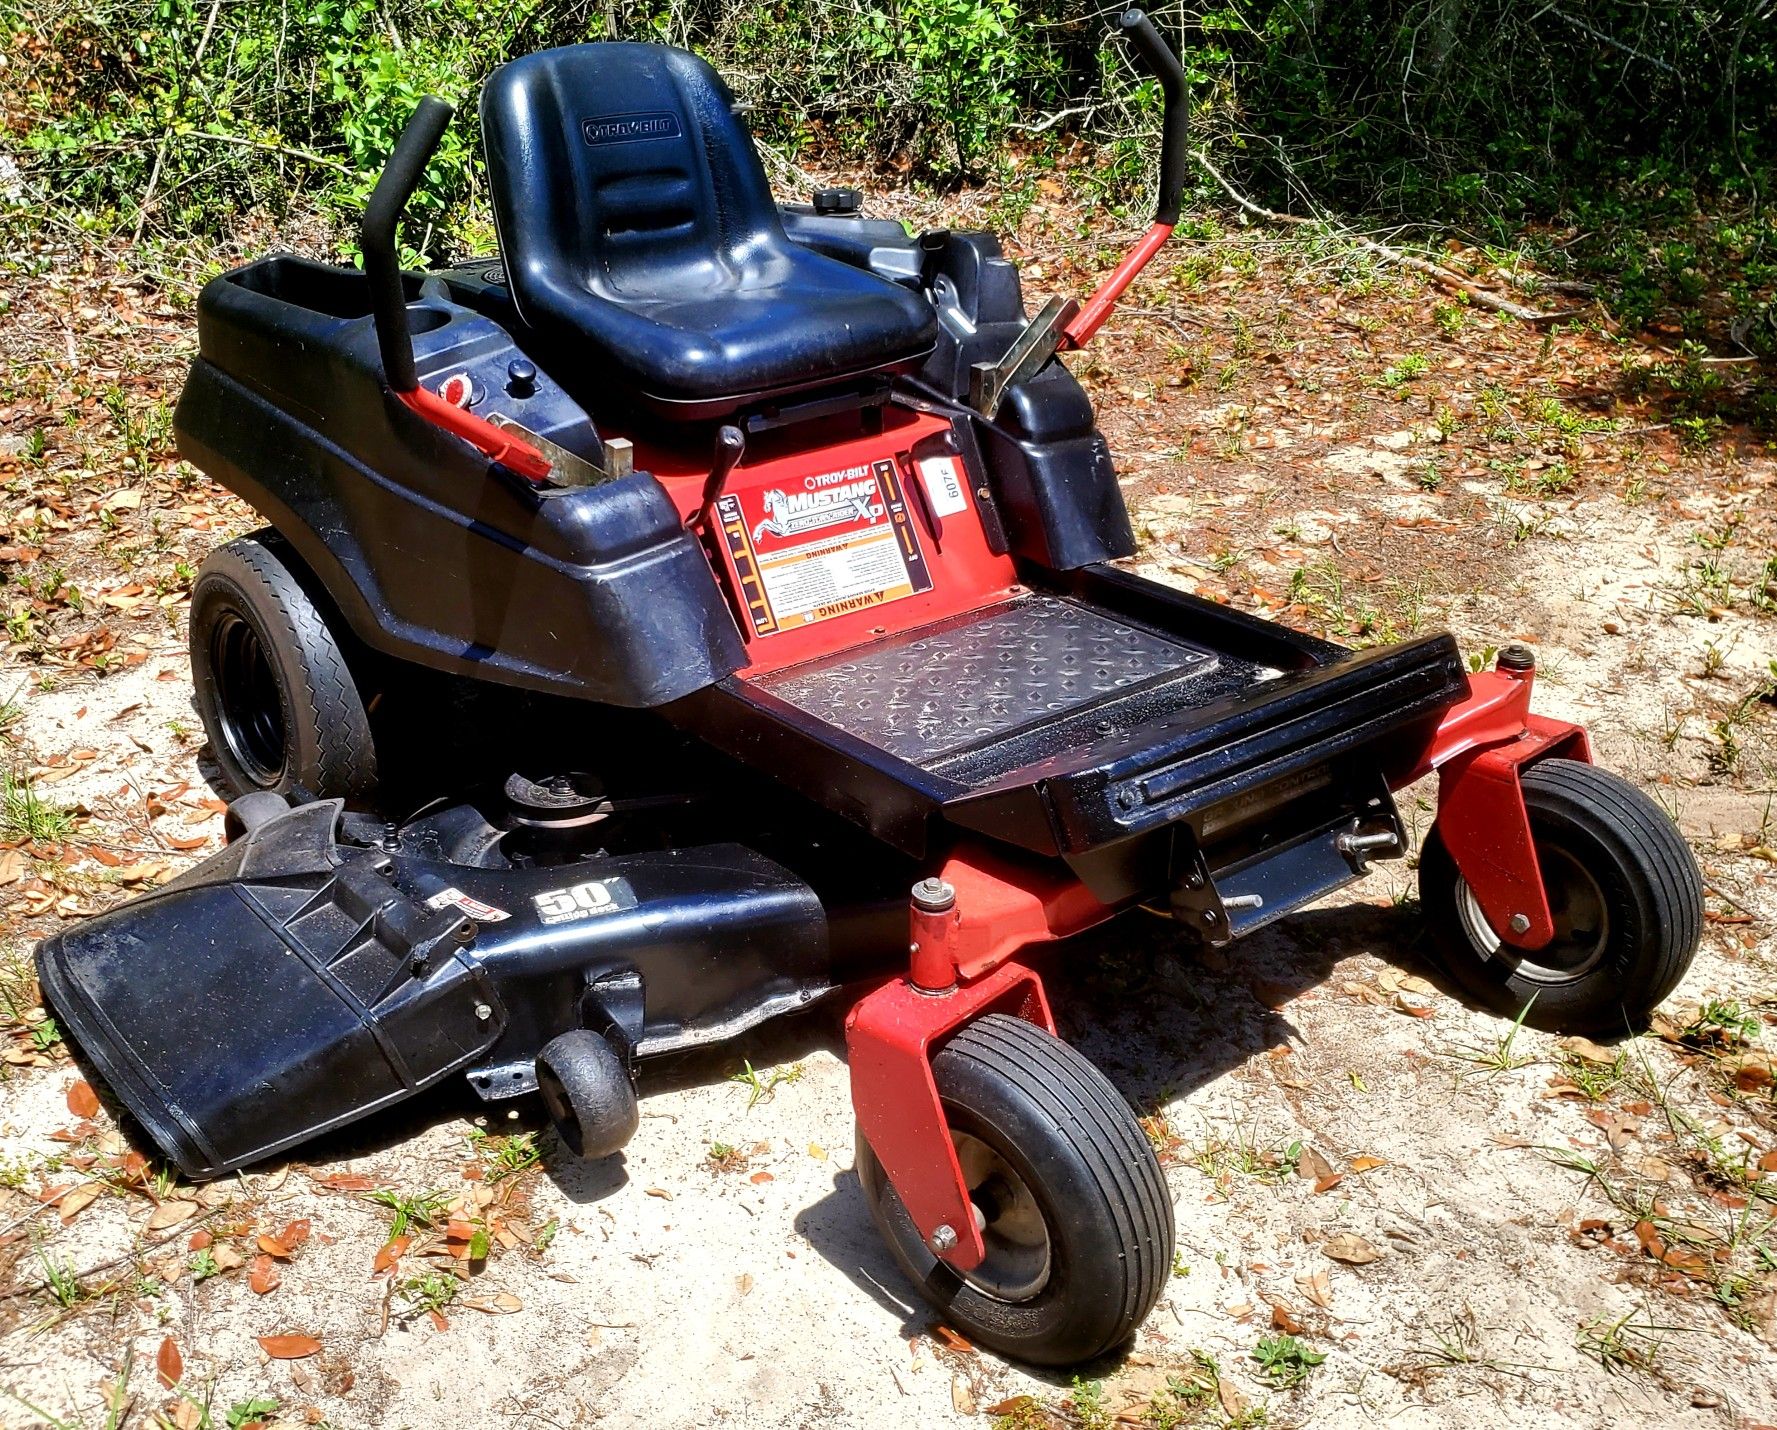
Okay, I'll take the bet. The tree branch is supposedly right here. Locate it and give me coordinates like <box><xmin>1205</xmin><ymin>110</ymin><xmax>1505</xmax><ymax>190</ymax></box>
<box><xmin>1192</xmin><ymin>149</ymin><xmax>1576</xmax><ymax>325</ymax></box>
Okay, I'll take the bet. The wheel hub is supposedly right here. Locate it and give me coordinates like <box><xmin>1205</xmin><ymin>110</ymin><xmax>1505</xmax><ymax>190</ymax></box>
<box><xmin>210</xmin><ymin>613</ymin><xmax>287</xmax><ymax>787</ymax></box>
<box><xmin>952</xmin><ymin>1130</ymin><xmax>1052</xmax><ymax>1302</ymax></box>
<box><xmin>1455</xmin><ymin>844</ymin><xmax>1610</xmax><ymax>984</ymax></box>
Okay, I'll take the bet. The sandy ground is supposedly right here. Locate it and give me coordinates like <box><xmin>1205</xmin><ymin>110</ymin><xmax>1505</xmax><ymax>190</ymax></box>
<box><xmin>0</xmin><ymin>204</ymin><xmax>1773</xmax><ymax>1430</ymax></box>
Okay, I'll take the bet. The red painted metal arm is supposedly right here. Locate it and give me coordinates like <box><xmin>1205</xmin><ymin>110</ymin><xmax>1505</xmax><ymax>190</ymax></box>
<box><xmin>396</xmin><ymin>386</ymin><xmax>553</xmax><ymax>485</ymax></box>
<box><xmin>1396</xmin><ymin>664</ymin><xmax>1592</xmax><ymax>951</ymax></box>
<box><xmin>1061</xmin><ymin>222</ymin><xmax>1174</xmax><ymax>349</ymax></box>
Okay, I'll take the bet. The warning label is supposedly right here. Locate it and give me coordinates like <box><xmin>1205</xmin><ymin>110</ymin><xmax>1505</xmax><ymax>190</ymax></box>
<box><xmin>716</xmin><ymin>459</ymin><xmax>932</xmax><ymax>636</ymax></box>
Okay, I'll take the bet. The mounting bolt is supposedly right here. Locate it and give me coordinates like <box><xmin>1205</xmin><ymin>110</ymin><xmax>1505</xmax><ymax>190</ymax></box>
<box><xmin>911</xmin><ymin>877</ymin><xmax>956</xmax><ymax>913</ymax></box>
<box><xmin>1201</xmin><ymin>909</ymin><xmax>1220</xmax><ymax>925</ymax></box>
<box><xmin>927</xmin><ymin>1224</ymin><xmax>958</xmax><ymax>1253</ymax></box>
<box><xmin>1507</xmin><ymin>913</ymin><xmax>1532</xmax><ymax>936</ymax></box>
<box><xmin>1496</xmin><ymin>644</ymin><xmax>1536</xmax><ymax>673</ymax></box>
<box><xmin>1116</xmin><ymin>788</ymin><xmax>1139</xmax><ymax>809</ymax></box>
<box><xmin>474</xmin><ymin>1003</ymin><xmax>494</xmax><ymax>1023</ymax></box>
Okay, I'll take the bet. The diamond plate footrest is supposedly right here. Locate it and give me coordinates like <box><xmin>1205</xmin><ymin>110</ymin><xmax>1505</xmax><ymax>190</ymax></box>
<box><xmin>758</xmin><ymin>594</ymin><xmax>1215</xmax><ymax>765</ymax></box>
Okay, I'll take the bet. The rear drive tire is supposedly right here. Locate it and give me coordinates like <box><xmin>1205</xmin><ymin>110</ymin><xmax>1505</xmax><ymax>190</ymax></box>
<box><xmin>536</xmin><ymin>1031</ymin><xmax>639</xmax><ymax>1161</ymax></box>
<box><xmin>189</xmin><ymin>533</ymin><xmax>377</xmax><ymax>802</ymax></box>
<box><xmin>1419</xmin><ymin>758</ymin><xmax>1702</xmax><ymax>1035</ymax></box>
<box><xmin>855</xmin><ymin>1014</ymin><xmax>1173</xmax><ymax>1366</ymax></box>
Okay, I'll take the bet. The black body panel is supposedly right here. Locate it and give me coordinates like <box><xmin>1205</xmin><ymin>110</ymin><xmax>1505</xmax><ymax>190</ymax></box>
<box><xmin>919</xmin><ymin>233</ymin><xmax>1137</xmax><ymax>568</ymax></box>
<box><xmin>177</xmin><ymin>258</ymin><xmax>746</xmax><ymax>706</ymax></box>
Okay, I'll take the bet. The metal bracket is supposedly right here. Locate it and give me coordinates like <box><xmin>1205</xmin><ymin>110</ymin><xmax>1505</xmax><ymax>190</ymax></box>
<box><xmin>1167</xmin><ymin>840</ymin><xmax>1234</xmax><ymax>947</ymax></box>
<box><xmin>488</xmin><ymin>414</ymin><xmax>616</xmax><ymax>488</ymax></box>
<box><xmin>968</xmin><ymin>295</ymin><xmax>1081</xmax><ymax>420</ymax></box>
<box><xmin>847</xmin><ymin>960</ymin><xmax>1054</xmax><ymax>1272</ymax></box>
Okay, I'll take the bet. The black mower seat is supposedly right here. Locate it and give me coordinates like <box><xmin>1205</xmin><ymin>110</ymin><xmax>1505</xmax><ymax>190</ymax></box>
<box><xmin>481</xmin><ymin>44</ymin><xmax>939</xmax><ymax>417</ymax></box>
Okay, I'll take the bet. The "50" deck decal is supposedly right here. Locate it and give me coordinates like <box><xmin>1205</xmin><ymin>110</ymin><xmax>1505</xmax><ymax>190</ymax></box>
<box><xmin>533</xmin><ymin>877</ymin><xmax>638</xmax><ymax>926</ymax></box>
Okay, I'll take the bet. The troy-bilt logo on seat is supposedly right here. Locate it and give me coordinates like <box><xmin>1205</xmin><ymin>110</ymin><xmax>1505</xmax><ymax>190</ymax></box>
<box><xmin>580</xmin><ymin>111</ymin><xmax>683</xmax><ymax>146</ymax></box>
<box><xmin>751</xmin><ymin>474</ymin><xmax>885</xmax><ymax>542</ymax></box>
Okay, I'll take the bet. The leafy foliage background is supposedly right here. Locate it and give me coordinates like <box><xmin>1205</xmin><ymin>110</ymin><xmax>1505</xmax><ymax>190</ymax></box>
<box><xmin>3</xmin><ymin>0</ymin><xmax>1773</xmax><ymax>350</ymax></box>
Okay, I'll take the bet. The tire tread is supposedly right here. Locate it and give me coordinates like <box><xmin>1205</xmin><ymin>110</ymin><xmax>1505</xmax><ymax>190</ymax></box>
<box><xmin>937</xmin><ymin>1014</ymin><xmax>1172</xmax><ymax>1358</ymax></box>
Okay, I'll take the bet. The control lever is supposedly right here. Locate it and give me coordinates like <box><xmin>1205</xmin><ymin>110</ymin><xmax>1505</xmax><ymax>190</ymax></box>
<box><xmin>968</xmin><ymin>295</ymin><xmax>1080</xmax><ymax>420</ymax></box>
<box><xmin>693</xmin><ymin>425</ymin><xmax>747</xmax><ymax>530</ymax></box>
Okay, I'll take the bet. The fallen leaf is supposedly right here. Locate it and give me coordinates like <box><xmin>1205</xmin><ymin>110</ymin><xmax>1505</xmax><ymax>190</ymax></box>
<box><xmin>66</xmin><ymin>1080</ymin><xmax>100</xmax><ymax>1119</ymax></box>
<box><xmin>933</xmin><ymin>1325</ymin><xmax>975</xmax><ymax>1354</ymax></box>
<box><xmin>58</xmin><ymin>1182</ymin><xmax>102</xmax><ymax>1224</ymax></box>
<box><xmin>1295</xmin><ymin>1146</ymin><xmax>1335</xmax><ymax>1183</ymax></box>
<box><xmin>749</xmin><ymin>1171</ymin><xmax>773</xmax><ymax>1185</ymax></box>
<box><xmin>187</xmin><ymin>1230</ymin><xmax>211</xmax><ymax>1251</ymax></box>
<box><xmin>1313</xmin><ymin>1173</ymin><xmax>1345</xmax><ymax>1195</ymax></box>
<box><xmin>428</xmin><ymin>1309</ymin><xmax>449</xmax><ymax>1333</ymax></box>
<box><xmin>1556</xmin><ymin>1035</ymin><xmax>1617</xmax><ymax>1065</ymax></box>
<box><xmin>951</xmin><ymin>1376</ymin><xmax>976</xmax><ymax>1415</ymax></box>
<box><xmin>249</xmin><ymin>1255</ymin><xmax>281</xmax><ymax>1294</ymax></box>
<box><xmin>373</xmin><ymin>1236</ymin><xmax>410</xmax><ymax>1273</ymax></box>
<box><xmin>147</xmin><ymin>1199</ymin><xmax>198</xmax><ymax>1231</ymax></box>
<box><xmin>463</xmin><ymin>1293</ymin><xmax>524</xmax><ymax>1314</ymax></box>
<box><xmin>1324</xmin><ymin>1232</ymin><xmax>1381</xmax><ymax>1265</ymax></box>
<box><xmin>156</xmin><ymin>1336</ymin><xmax>182</xmax><ymax>1389</ymax></box>
<box><xmin>1295</xmin><ymin>1268</ymin><xmax>1333</xmax><ymax>1308</ymax></box>
<box><xmin>1269</xmin><ymin>1299</ymin><xmax>1306</xmax><ymax>1334</ymax></box>
<box><xmin>257</xmin><ymin>1234</ymin><xmax>291</xmax><ymax>1259</ymax></box>
<box><xmin>985</xmin><ymin>1398</ymin><xmax>1034</xmax><ymax>1417</ymax></box>
<box><xmin>1218</xmin><ymin>1376</ymin><xmax>1249</xmax><ymax>1418</ymax></box>
<box><xmin>1349</xmin><ymin>1156</ymin><xmax>1387</xmax><ymax>1173</ymax></box>
<box><xmin>644</xmin><ymin>1187</ymin><xmax>673</xmax><ymax>1201</ymax></box>
<box><xmin>257</xmin><ymin>1334</ymin><xmax>321</xmax><ymax>1359</ymax></box>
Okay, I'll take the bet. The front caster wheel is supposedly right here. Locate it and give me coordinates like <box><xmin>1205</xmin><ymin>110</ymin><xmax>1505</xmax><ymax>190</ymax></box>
<box><xmin>1420</xmin><ymin>758</ymin><xmax>1703</xmax><ymax>1036</ymax></box>
<box><xmin>536</xmin><ymin>1030</ymin><xmax>638</xmax><ymax>1160</ymax></box>
<box><xmin>855</xmin><ymin>1014</ymin><xmax>1173</xmax><ymax>1366</ymax></box>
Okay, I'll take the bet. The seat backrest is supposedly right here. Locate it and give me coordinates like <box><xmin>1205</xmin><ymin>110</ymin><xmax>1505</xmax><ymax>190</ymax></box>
<box><xmin>481</xmin><ymin>43</ymin><xmax>784</xmax><ymax>309</ymax></box>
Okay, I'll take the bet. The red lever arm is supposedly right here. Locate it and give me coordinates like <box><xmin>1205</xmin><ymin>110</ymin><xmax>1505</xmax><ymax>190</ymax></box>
<box><xmin>1060</xmin><ymin>221</ymin><xmax>1174</xmax><ymax>350</ymax></box>
<box><xmin>396</xmin><ymin>385</ymin><xmax>553</xmax><ymax>485</ymax></box>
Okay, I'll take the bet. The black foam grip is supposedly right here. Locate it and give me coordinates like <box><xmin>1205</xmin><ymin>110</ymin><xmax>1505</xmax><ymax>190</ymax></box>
<box><xmin>362</xmin><ymin>96</ymin><xmax>454</xmax><ymax>393</ymax></box>
<box><xmin>1118</xmin><ymin>10</ymin><xmax>1190</xmax><ymax>226</ymax></box>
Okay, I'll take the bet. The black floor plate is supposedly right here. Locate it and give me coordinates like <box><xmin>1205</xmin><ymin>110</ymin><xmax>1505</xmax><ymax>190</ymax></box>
<box><xmin>756</xmin><ymin>593</ymin><xmax>1218</xmax><ymax>765</ymax></box>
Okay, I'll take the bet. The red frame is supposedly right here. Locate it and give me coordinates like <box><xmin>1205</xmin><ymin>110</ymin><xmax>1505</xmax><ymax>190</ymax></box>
<box><xmin>847</xmin><ymin>662</ymin><xmax>1593</xmax><ymax>1271</ymax></box>
<box><xmin>640</xmin><ymin>410</ymin><xmax>1022</xmax><ymax>675</ymax></box>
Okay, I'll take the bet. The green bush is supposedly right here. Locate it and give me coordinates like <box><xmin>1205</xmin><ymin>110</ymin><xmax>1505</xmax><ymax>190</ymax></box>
<box><xmin>1</xmin><ymin>0</ymin><xmax>1771</xmax><ymax>350</ymax></box>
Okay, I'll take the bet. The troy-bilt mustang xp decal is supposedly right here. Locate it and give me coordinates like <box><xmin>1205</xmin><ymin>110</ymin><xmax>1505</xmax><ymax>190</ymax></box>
<box><xmin>717</xmin><ymin>459</ymin><xmax>931</xmax><ymax>637</ymax></box>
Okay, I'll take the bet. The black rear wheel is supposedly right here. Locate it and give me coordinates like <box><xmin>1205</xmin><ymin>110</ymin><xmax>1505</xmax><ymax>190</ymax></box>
<box><xmin>189</xmin><ymin>534</ymin><xmax>378</xmax><ymax>802</ymax></box>
<box><xmin>856</xmin><ymin>1014</ymin><xmax>1173</xmax><ymax>1366</ymax></box>
<box><xmin>1420</xmin><ymin>758</ymin><xmax>1703</xmax><ymax>1035</ymax></box>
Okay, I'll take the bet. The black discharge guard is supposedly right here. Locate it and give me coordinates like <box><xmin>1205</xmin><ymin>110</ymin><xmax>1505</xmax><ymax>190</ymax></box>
<box><xmin>37</xmin><ymin>800</ymin><xmax>828</xmax><ymax>1179</ymax></box>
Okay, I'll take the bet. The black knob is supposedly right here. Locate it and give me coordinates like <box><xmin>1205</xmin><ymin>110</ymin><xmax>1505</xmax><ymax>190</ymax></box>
<box><xmin>505</xmin><ymin>357</ymin><xmax>537</xmax><ymax>398</ymax></box>
<box><xmin>812</xmin><ymin>186</ymin><xmax>862</xmax><ymax>216</ymax></box>
<box><xmin>1496</xmin><ymin>643</ymin><xmax>1536</xmax><ymax>672</ymax></box>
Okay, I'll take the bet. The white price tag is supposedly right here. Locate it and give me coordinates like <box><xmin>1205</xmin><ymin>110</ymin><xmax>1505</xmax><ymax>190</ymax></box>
<box><xmin>917</xmin><ymin>455</ymin><xmax>969</xmax><ymax>518</ymax></box>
